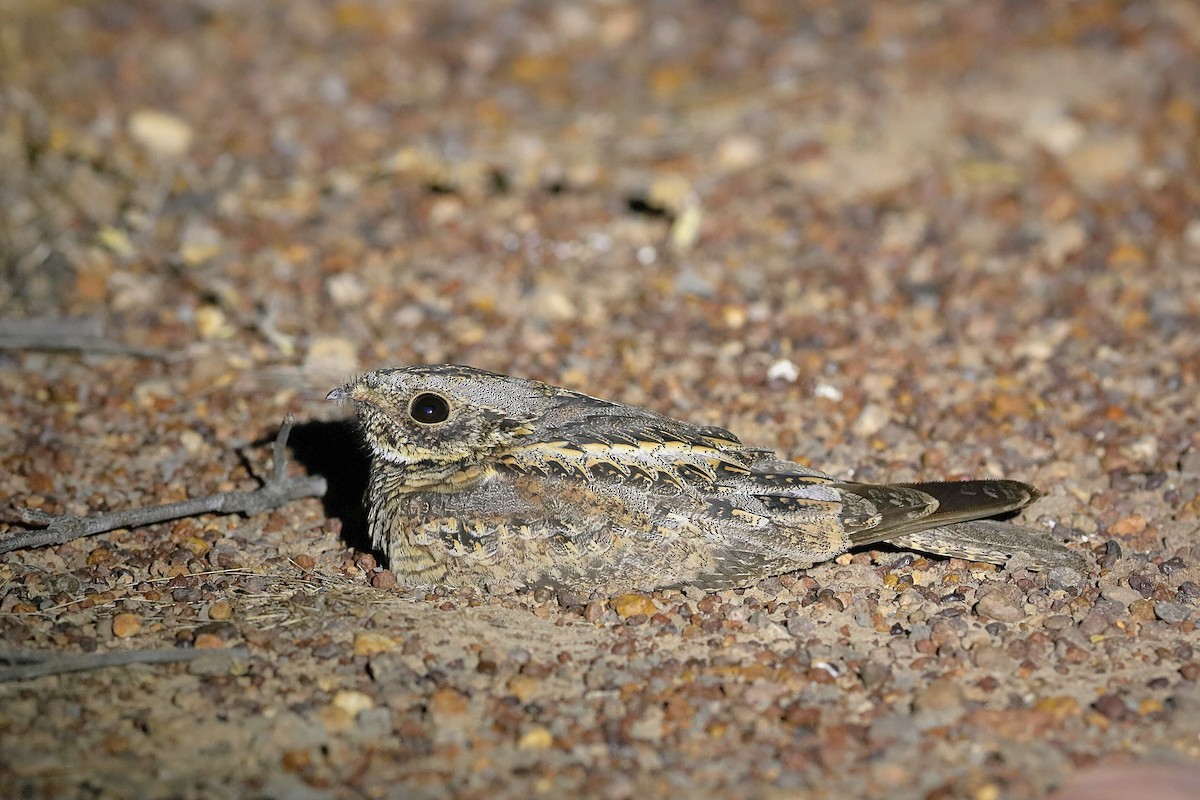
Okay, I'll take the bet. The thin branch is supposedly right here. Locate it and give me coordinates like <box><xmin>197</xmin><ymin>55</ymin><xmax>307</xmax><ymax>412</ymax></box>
<box><xmin>0</xmin><ymin>335</ymin><xmax>175</xmax><ymax>359</ymax></box>
<box><xmin>272</xmin><ymin>413</ymin><xmax>292</xmax><ymax>484</ymax></box>
<box><xmin>2</xmin><ymin>415</ymin><xmax>327</xmax><ymax>555</ymax></box>
<box><xmin>0</xmin><ymin>646</ymin><xmax>249</xmax><ymax>681</ymax></box>
<box><xmin>0</xmin><ymin>315</ymin><xmax>175</xmax><ymax>360</ymax></box>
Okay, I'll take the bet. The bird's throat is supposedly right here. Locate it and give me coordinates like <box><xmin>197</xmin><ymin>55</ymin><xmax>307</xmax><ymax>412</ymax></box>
<box><xmin>375</xmin><ymin>456</ymin><xmax>494</xmax><ymax>492</ymax></box>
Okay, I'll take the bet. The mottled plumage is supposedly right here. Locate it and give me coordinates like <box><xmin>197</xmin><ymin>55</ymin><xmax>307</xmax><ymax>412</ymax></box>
<box><xmin>329</xmin><ymin>365</ymin><xmax>1085</xmax><ymax>593</ymax></box>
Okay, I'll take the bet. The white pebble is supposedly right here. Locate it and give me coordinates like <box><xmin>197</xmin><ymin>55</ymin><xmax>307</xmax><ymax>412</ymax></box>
<box><xmin>128</xmin><ymin>108</ymin><xmax>193</xmax><ymax>158</ymax></box>
<box><xmin>813</xmin><ymin>382</ymin><xmax>843</xmax><ymax>401</ymax></box>
<box><xmin>766</xmin><ymin>359</ymin><xmax>800</xmax><ymax>383</ymax></box>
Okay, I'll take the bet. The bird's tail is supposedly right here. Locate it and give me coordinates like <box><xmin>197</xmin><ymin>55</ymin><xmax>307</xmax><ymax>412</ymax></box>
<box><xmin>844</xmin><ymin>479</ymin><xmax>1084</xmax><ymax>570</ymax></box>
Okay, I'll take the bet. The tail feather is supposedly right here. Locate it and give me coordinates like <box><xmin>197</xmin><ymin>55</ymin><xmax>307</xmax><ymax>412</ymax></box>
<box><xmin>840</xmin><ymin>479</ymin><xmax>1039</xmax><ymax>546</ymax></box>
<box><xmin>838</xmin><ymin>479</ymin><xmax>1084</xmax><ymax>570</ymax></box>
<box><xmin>895</xmin><ymin>479</ymin><xmax>1038</xmax><ymax>519</ymax></box>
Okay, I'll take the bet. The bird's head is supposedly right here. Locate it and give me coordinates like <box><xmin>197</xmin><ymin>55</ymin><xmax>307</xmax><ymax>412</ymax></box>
<box><xmin>328</xmin><ymin>365</ymin><xmax>552</xmax><ymax>472</ymax></box>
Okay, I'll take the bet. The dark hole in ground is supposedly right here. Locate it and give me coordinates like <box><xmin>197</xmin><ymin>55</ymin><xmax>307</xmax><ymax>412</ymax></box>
<box><xmin>284</xmin><ymin>419</ymin><xmax>373</xmax><ymax>558</ymax></box>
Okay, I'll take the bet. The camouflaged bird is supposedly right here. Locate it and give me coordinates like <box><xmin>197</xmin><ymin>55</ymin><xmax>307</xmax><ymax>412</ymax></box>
<box><xmin>329</xmin><ymin>365</ymin><xmax>1085</xmax><ymax>594</ymax></box>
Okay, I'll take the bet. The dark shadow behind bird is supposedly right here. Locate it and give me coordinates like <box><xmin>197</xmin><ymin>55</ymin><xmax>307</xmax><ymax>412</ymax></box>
<box><xmin>285</xmin><ymin>419</ymin><xmax>373</xmax><ymax>556</ymax></box>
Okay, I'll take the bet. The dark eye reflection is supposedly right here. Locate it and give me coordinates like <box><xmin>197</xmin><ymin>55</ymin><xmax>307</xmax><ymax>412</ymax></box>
<box><xmin>409</xmin><ymin>392</ymin><xmax>450</xmax><ymax>425</ymax></box>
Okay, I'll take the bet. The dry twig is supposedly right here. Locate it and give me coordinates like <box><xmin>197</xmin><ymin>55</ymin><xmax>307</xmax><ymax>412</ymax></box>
<box><xmin>0</xmin><ymin>315</ymin><xmax>174</xmax><ymax>360</ymax></box>
<box><xmin>0</xmin><ymin>646</ymin><xmax>249</xmax><ymax>681</ymax></box>
<box><xmin>2</xmin><ymin>415</ymin><xmax>327</xmax><ymax>555</ymax></box>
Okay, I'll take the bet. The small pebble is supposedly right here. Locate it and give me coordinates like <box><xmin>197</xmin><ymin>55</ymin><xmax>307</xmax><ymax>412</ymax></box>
<box><xmin>611</xmin><ymin>594</ymin><xmax>657</xmax><ymax>619</ymax></box>
<box><xmin>304</xmin><ymin>336</ymin><xmax>360</xmax><ymax>373</ymax></box>
<box><xmin>193</xmin><ymin>632</ymin><xmax>227</xmax><ymax>649</ymax></box>
<box><xmin>127</xmin><ymin>108</ymin><xmax>194</xmax><ymax>157</ymax></box>
<box><xmin>974</xmin><ymin>585</ymin><xmax>1027</xmax><ymax>622</ymax></box>
<box><xmin>1092</xmin><ymin>694</ymin><xmax>1129</xmax><ymax>721</ymax></box>
<box><xmin>357</xmin><ymin>707</ymin><xmax>394</xmax><ymax>739</ymax></box>
<box><xmin>557</xmin><ymin>589</ymin><xmax>585</xmax><ymax>609</ymax></box>
<box><xmin>428</xmin><ymin>687</ymin><xmax>469</xmax><ymax>717</ymax></box>
<box><xmin>207</xmin><ymin>601</ymin><xmax>233</xmax><ymax>621</ymax></box>
<box><xmin>111</xmin><ymin>613</ymin><xmax>142</xmax><ymax>638</ymax></box>
<box><xmin>371</xmin><ymin>570</ymin><xmax>398</xmax><ymax>590</ymax></box>
<box><xmin>518</xmin><ymin>725</ymin><xmax>554</xmax><ymax>749</ymax></box>
<box><xmin>506</xmin><ymin>675</ymin><xmax>541</xmax><ymax>703</ymax></box>
<box><xmin>913</xmin><ymin>677</ymin><xmax>964</xmax><ymax>714</ymax></box>
<box><xmin>354</xmin><ymin>632</ymin><xmax>399</xmax><ymax>657</ymax></box>
<box><xmin>332</xmin><ymin>690</ymin><xmax>374</xmax><ymax>717</ymax></box>
<box><xmin>1101</xmin><ymin>585</ymin><xmax>1142</xmax><ymax>606</ymax></box>
<box><xmin>1155</xmin><ymin>602</ymin><xmax>1192</xmax><ymax>624</ymax></box>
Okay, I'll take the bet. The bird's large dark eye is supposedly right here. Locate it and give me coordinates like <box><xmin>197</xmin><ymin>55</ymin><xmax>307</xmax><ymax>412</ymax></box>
<box><xmin>409</xmin><ymin>392</ymin><xmax>450</xmax><ymax>425</ymax></box>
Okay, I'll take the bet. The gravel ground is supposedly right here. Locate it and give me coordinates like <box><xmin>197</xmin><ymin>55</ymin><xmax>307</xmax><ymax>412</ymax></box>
<box><xmin>2</xmin><ymin>2</ymin><xmax>1200</xmax><ymax>798</ymax></box>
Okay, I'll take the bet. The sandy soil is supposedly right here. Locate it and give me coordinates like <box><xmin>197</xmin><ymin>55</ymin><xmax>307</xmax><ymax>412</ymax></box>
<box><xmin>2</xmin><ymin>2</ymin><xmax>1199</xmax><ymax>798</ymax></box>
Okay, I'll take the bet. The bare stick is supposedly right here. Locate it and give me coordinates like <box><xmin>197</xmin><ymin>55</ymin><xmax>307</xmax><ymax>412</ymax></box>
<box><xmin>0</xmin><ymin>646</ymin><xmax>249</xmax><ymax>681</ymax></box>
<box><xmin>0</xmin><ymin>334</ymin><xmax>175</xmax><ymax>359</ymax></box>
<box><xmin>1</xmin><ymin>415</ymin><xmax>327</xmax><ymax>555</ymax></box>
<box><xmin>0</xmin><ymin>315</ymin><xmax>174</xmax><ymax>360</ymax></box>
